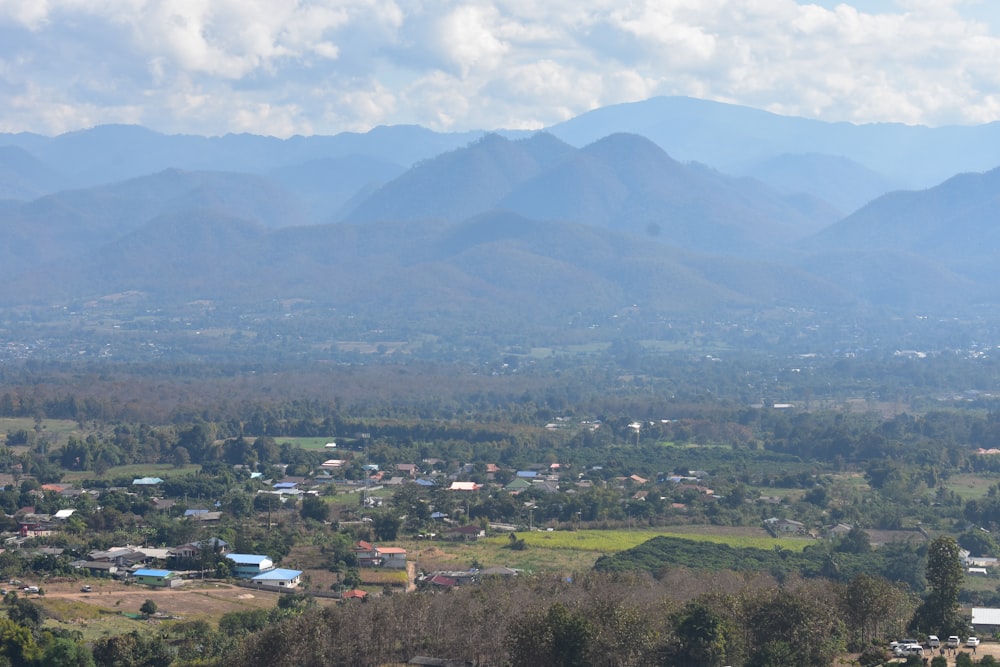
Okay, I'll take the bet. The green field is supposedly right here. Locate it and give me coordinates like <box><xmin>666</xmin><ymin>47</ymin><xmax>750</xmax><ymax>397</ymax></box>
<box><xmin>273</xmin><ymin>437</ymin><xmax>340</xmax><ymax>451</ymax></box>
<box><xmin>400</xmin><ymin>526</ymin><xmax>812</xmax><ymax>576</ymax></box>
<box><xmin>943</xmin><ymin>472</ymin><xmax>1000</xmax><ymax>500</ymax></box>
<box><xmin>61</xmin><ymin>463</ymin><xmax>201</xmax><ymax>483</ymax></box>
<box><xmin>0</xmin><ymin>418</ymin><xmax>86</xmax><ymax>449</ymax></box>
<box><xmin>483</xmin><ymin>528</ymin><xmax>811</xmax><ymax>553</ymax></box>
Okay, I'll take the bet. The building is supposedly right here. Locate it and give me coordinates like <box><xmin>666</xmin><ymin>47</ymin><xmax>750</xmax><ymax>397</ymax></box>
<box><xmin>972</xmin><ymin>607</ymin><xmax>1000</xmax><ymax>635</ymax></box>
<box><xmin>353</xmin><ymin>541</ymin><xmax>379</xmax><ymax>567</ymax></box>
<box><xmin>133</xmin><ymin>568</ymin><xmax>182</xmax><ymax>588</ymax></box>
<box><xmin>444</xmin><ymin>525</ymin><xmax>485</xmax><ymax>541</ymax></box>
<box><xmin>378</xmin><ymin>547</ymin><xmax>407</xmax><ymax>569</ymax></box>
<box><xmin>225</xmin><ymin>553</ymin><xmax>275</xmax><ymax>579</ymax></box>
<box><xmin>251</xmin><ymin>568</ymin><xmax>302</xmax><ymax>588</ymax></box>
<box><xmin>171</xmin><ymin>538</ymin><xmax>230</xmax><ymax>561</ymax></box>
<box><xmin>353</xmin><ymin>541</ymin><xmax>407</xmax><ymax>568</ymax></box>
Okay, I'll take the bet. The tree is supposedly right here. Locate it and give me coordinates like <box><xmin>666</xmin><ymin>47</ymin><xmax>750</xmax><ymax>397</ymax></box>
<box><xmin>340</xmin><ymin>568</ymin><xmax>362</xmax><ymax>591</ymax></box>
<box><xmin>840</xmin><ymin>574</ymin><xmax>914</xmax><ymax>650</ymax></box>
<box><xmin>41</xmin><ymin>637</ymin><xmax>96</xmax><ymax>667</ymax></box>
<box><xmin>508</xmin><ymin>602</ymin><xmax>594</xmax><ymax>667</ymax></box>
<box><xmin>371</xmin><ymin>510</ymin><xmax>401</xmax><ymax>541</ymax></box>
<box><xmin>911</xmin><ymin>536</ymin><xmax>964</xmax><ymax>635</ymax></box>
<box><xmin>0</xmin><ymin>616</ymin><xmax>41</xmax><ymax>666</ymax></box>
<box><xmin>300</xmin><ymin>495</ymin><xmax>330</xmax><ymax>523</ymax></box>
<box><xmin>276</xmin><ymin>591</ymin><xmax>315</xmax><ymax>612</ymax></box>
<box><xmin>91</xmin><ymin>631</ymin><xmax>172</xmax><ymax>667</ymax></box>
<box><xmin>958</xmin><ymin>530</ymin><xmax>996</xmax><ymax>557</ymax></box>
<box><xmin>834</xmin><ymin>525</ymin><xmax>872</xmax><ymax>554</ymax></box>
<box><xmin>668</xmin><ymin>600</ymin><xmax>731</xmax><ymax>667</ymax></box>
<box><xmin>140</xmin><ymin>599</ymin><xmax>158</xmax><ymax>617</ymax></box>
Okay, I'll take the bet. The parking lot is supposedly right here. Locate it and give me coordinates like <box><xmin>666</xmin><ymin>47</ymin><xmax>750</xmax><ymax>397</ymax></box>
<box><xmin>889</xmin><ymin>641</ymin><xmax>1000</xmax><ymax>665</ymax></box>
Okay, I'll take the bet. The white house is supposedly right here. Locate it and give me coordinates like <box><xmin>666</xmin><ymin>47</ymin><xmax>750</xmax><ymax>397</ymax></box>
<box><xmin>251</xmin><ymin>568</ymin><xmax>302</xmax><ymax>588</ymax></box>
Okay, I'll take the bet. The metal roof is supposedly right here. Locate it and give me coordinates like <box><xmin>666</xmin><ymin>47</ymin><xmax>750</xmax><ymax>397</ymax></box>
<box><xmin>134</xmin><ymin>569</ymin><xmax>173</xmax><ymax>578</ymax></box>
<box><xmin>225</xmin><ymin>553</ymin><xmax>272</xmax><ymax>565</ymax></box>
<box><xmin>251</xmin><ymin>568</ymin><xmax>301</xmax><ymax>581</ymax></box>
<box><xmin>972</xmin><ymin>607</ymin><xmax>1000</xmax><ymax>626</ymax></box>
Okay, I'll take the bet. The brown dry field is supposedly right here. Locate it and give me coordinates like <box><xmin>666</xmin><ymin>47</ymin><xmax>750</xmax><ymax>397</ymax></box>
<box><xmin>28</xmin><ymin>577</ymin><xmax>339</xmax><ymax>625</ymax></box>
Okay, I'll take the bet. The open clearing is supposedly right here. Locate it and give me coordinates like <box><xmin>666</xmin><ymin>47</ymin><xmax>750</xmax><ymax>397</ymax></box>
<box><xmin>31</xmin><ymin>579</ymin><xmax>311</xmax><ymax>642</ymax></box>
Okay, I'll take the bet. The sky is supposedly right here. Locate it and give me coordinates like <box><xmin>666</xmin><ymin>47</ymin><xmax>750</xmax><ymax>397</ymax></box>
<box><xmin>2</xmin><ymin>0</ymin><xmax>1000</xmax><ymax>137</ymax></box>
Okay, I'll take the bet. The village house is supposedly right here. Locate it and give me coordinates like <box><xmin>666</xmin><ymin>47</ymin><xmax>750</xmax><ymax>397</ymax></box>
<box><xmin>395</xmin><ymin>463</ymin><xmax>418</xmax><ymax>477</ymax></box>
<box><xmin>444</xmin><ymin>525</ymin><xmax>485</xmax><ymax>541</ymax></box>
<box><xmin>353</xmin><ymin>540</ymin><xmax>379</xmax><ymax>567</ymax></box>
<box><xmin>251</xmin><ymin>568</ymin><xmax>302</xmax><ymax>588</ymax></box>
<box><xmin>353</xmin><ymin>541</ymin><xmax>407</xmax><ymax>568</ymax></box>
<box><xmin>171</xmin><ymin>538</ymin><xmax>229</xmax><ymax>561</ymax></box>
<box><xmin>132</xmin><ymin>568</ymin><xmax>183</xmax><ymax>588</ymax></box>
<box><xmin>379</xmin><ymin>547</ymin><xmax>407</xmax><ymax>569</ymax></box>
<box><xmin>225</xmin><ymin>553</ymin><xmax>275</xmax><ymax>579</ymax></box>
<box><xmin>448</xmin><ymin>481</ymin><xmax>481</xmax><ymax>491</ymax></box>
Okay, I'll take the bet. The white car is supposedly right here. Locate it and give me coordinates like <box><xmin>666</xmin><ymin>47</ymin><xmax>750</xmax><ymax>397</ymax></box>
<box><xmin>927</xmin><ymin>635</ymin><xmax>940</xmax><ymax>648</ymax></box>
<box><xmin>967</xmin><ymin>637</ymin><xmax>981</xmax><ymax>648</ymax></box>
<box><xmin>947</xmin><ymin>636</ymin><xmax>961</xmax><ymax>648</ymax></box>
<box><xmin>893</xmin><ymin>643</ymin><xmax>923</xmax><ymax>657</ymax></box>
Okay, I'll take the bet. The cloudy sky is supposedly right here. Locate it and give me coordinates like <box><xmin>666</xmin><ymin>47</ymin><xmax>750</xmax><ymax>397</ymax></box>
<box><xmin>2</xmin><ymin>0</ymin><xmax>1000</xmax><ymax>137</ymax></box>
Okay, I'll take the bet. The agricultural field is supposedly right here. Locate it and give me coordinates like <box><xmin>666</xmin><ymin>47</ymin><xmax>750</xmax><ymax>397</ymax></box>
<box><xmin>486</xmin><ymin>527</ymin><xmax>812</xmax><ymax>553</ymax></box>
<box><xmin>61</xmin><ymin>462</ymin><xmax>202</xmax><ymax>483</ymax></box>
<box><xmin>274</xmin><ymin>437</ymin><xmax>340</xmax><ymax>452</ymax></box>
<box><xmin>942</xmin><ymin>472</ymin><xmax>1000</xmax><ymax>500</ymax></box>
<box><xmin>0</xmin><ymin>417</ymin><xmax>85</xmax><ymax>450</ymax></box>
<box><xmin>399</xmin><ymin>526</ymin><xmax>812</xmax><ymax>576</ymax></box>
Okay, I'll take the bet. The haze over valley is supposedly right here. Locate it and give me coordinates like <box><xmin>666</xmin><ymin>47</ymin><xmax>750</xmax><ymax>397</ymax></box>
<box><xmin>1</xmin><ymin>96</ymin><xmax>999</xmax><ymax>366</ymax></box>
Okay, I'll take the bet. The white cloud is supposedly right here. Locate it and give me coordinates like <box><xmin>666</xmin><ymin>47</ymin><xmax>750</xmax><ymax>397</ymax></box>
<box><xmin>2</xmin><ymin>0</ymin><xmax>1000</xmax><ymax>135</ymax></box>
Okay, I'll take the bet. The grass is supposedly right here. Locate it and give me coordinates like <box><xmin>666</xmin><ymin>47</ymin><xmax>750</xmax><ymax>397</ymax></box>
<box><xmin>398</xmin><ymin>526</ymin><xmax>812</xmax><ymax>576</ymax></box>
<box><xmin>61</xmin><ymin>463</ymin><xmax>201</xmax><ymax>483</ymax></box>
<box><xmin>35</xmin><ymin>582</ymin><xmax>288</xmax><ymax>640</ymax></box>
<box><xmin>274</xmin><ymin>437</ymin><xmax>339</xmax><ymax>451</ymax></box>
<box><xmin>359</xmin><ymin>570</ymin><xmax>408</xmax><ymax>585</ymax></box>
<box><xmin>962</xmin><ymin>573</ymin><xmax>1000</xmax><ymax>593</ymax></box>
<box><xmin>483</xmin><ymin>528</ymin><xmax>811</xmax><ymax>553</ymax></box>
<box><xmin>0</xmin><ymin>418</ymin><xmax>85</xmax><ymax>449</ymax></box>
<box><xmin>943</xmin><ymin>473</ymin><xmax>999</xmax><ymax>501</ymax></box>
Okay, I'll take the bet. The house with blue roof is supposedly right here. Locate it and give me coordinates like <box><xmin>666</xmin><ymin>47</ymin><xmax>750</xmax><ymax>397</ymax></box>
<box><xmin>251</xmin><ymin>568</ymin><xmax>302</xmax><ymax>588</ymax></box>
<box><xmin>132</xmin><ymin>477</ymin><xmax>163</xmax><ymax>486</ymax></box>
<box><xmin>225</xmin><ymin>553</ymin><xmax>274</xmax><ymax>579</ymax></box>
<box><xmin>133</xmin><ymin>568</ymin><xmax>182</xmax><ymax>588</ymax></box>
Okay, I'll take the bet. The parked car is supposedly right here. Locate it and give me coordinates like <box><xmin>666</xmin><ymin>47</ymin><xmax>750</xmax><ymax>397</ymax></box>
<box><xmin>22</xmin><ymin>586</ymin><xmax>39</xmax><ymax>594</ymax></box>
<box><xmin>967</xmin><ymin>637</ymin><xmax>981</xmax><ymax>648</ymax></box>
<box><xmin>894</xmin><ymin>643</ymin><xmax>923</xmax><ymax>657</ymax></box>
<box><xmin>927</xmin><ymin>635</ymin><xmax>940</xmax><ymax>648</ymax></box>
<box><xmin>80</xmin><ymin>585</ymin><xmax>92</xmax><ymax>592</ymax></box>
<box><xmin>947</xmin><ymin>636</ymin><xmax>961</xmax><ymax>648</ymax></box>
